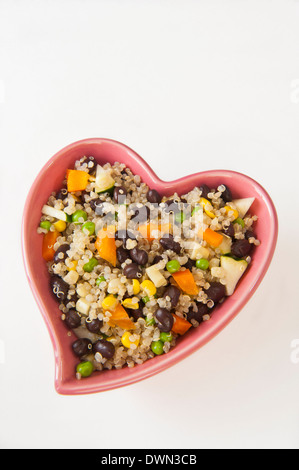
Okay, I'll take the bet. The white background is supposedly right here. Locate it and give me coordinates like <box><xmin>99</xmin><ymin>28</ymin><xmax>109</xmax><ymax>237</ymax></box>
<box><xmin>0</xmin><ymin>0</ymin><xmax>298</xmax><ymax>450</ymax></box>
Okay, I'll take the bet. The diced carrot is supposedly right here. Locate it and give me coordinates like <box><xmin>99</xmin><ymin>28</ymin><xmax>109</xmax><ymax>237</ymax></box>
<box><xmin>171</xmin><ymin>314</ymin><xmax>192</xmax><ymax>335</ymax></box>
<box><xmin>95</xmin><ymin>226</ymin><xmax>117</xmax><ymax>267</ymax></box>
<box><xmin>107</xmin><ymin>303</ymin><xmax>136</xmax><ymax>330</ymax></box>
<box><xmin>42</xmin><ymin>230</ymin><xmax>59</xmax><ymax>261</ymax></box>
<box><xmin>66</xmin><ymin>169</ymin><xmax>90</xmax><ymax>192</ymax></box>
<box><xmin>172</xmin><ymin>269</ymin><xmax>199</xmax><ymax>296</ymax></box>
<box><xmin>203</xmin><ymin>228</ymin><xmax>223</xmax><ymax>248</ymax></box>
<box><xmin>138</xmin><ymin>223</ymin><xmax>172</xmax><ymax>242</ymax></box>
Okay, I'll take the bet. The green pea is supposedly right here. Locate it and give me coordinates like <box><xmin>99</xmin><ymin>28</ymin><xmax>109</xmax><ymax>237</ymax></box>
<box><xmin>83</xmin><ymin>257</ymin><xmax>99</xmax><ymax>272</ymax></box>
<box><xmin>233</xmin><ymin>217</ymin><xmax>245</xmax><ymax>228</ymax></box>
<box><xmin>82</xmin><ymin>221</ymin><xmax>95</xmax><ymax>235</ymax></box>
<box><xmin>72</xmin><ymin>210</ymin><xmax>87</xmax><ymax>224</ymax></box>
<box><xmin>160</xmin><ymin>332</ymin><xmax>173</xmax><ymax>343</ymax></box>
<box><xmin>166</xmin><ymin>260</ymin><xmax>181</xmax><ymax>273</ymax></box>
<box><xmin>146</xmin><ymin>316</ymin><xmax>155</xmax><ymax>326</ymax></box>
<box><xmin>96</xmin><ymin>276</ymin><xmax>106</xmax><ymax>285</ymax></box>
<box><xmin>142</xmin><ymin>296</ymin><xmax>150</xmax><ymax>304</ymax></box>
<box><xmin>76</xmin><ymin>361</ymin><xmax>94</xmax><ymax>377</ymax></box>
<box><xmin>196</xmin><ymin>258</ymin><xmax>209</xmax><ymax>270</ymax></box>
<box><xmin>175</xmin><ymin>211</ymin><xmax>186</xmax><ymax>224</ymax></box>
<box><xmin>40</xmin><ymin>220</ymin><xmax>51</xmax><ymax>231</ymax></box>
<box><xmin>151</xmin><ymin>340</ymin><xmax>164</xmax><ymax>355</ymax></box>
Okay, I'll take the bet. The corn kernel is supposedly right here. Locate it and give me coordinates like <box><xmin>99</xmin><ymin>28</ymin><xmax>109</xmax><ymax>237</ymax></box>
<box><xmin>121</xmin><ymin>331</ymin><xmax>140</xmax><ymax>349</ymax></box>
<box><xmin>140</xmin><ymin>280</ymin><xmax>157</xmax><ymax>297</ymax></box>
<box><xmin>132</xmin><ymin>279</ymin><xmax>140</xmax><ymax>295</ymax></box>
<box><xmin>199</xmin><ymin>198</ymin><xmax>215</xmax><ymax>219</ymax></box>
<box><xmin>224</xmin><ymin>205</ymin><xmax>239</xmax><ymax>220</ymax></box>
<box><xmin>54</xmin><ymin>220</ymin><xmax>67</xmax><ymax>232</ymax></box>
<box><xmin>122</xmin><ymin>298</ymin><xmax>140</xmax><ymax>309</ymax></box>
<box><xmin>67</xmin><ymin>260</ymin><xmax>78</xmax><ymax>271</ymax></box>
<box><xmin>102</xmin><ymin>295</ymin><xmax>118</xmax><ymax>311</ymax></box>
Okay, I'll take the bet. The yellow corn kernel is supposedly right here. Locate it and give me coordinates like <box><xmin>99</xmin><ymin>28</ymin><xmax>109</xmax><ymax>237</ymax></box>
<box><xmin>224</xmin><ymin>205</ymin><xmax>239</xmax><ymax>220</ymax></box>
<box><xmin>122</xmin><ymin>298</ymin><xmax>140</xmax><ymax>310</ymax></box>
<box><xmin>106</xmin><ymin>336</ymin><xmax>115</xmax><ymax>342</ymax></box>
<box><xmin>102</xmin><ymin>295</ymin><xmax>118</xmax><ymax>311</ymax></box>
<box><xmin>132</xmin><ymin>279</ymin><xmax>140</xmax><ymax>295</ymax></box>
<box><xmin>199</xmin><ymin>198</ymin><xmax>215</xmax><ymax>219</ymax></box>
<box><xmin>140</xmin><ymin>280</ymin><xmax>157</xmax><ymax>297</ymax></box>
<box><xmin>67</xmin><ymin>260</ymin><xmax>78</xmax><ymax>271</ymax></box>
<box><xmin>121</xmin><ymin>331</ymin><xmax>140</xmax><ymax>349</ymax></box>
<box><xmin>54</xmin><ymin>220</ymin><xmax>67</xmax><ymax>232</ymax></box>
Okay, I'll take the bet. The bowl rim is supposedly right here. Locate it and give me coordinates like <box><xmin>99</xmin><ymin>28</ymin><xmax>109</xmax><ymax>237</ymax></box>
<box><xmin>21</xmin><ymin>137</ymin><xmax>278</xmax><ymax>395</ymax></box>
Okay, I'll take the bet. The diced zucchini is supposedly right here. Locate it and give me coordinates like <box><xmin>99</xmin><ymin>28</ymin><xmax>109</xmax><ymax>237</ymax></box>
<box><xmin>217</xmin><ymin>233</ymin><xmax>232</xmax><ymax>255</ymax></box>
<box><xmin>220</xmin><ymin>256</ymin><xmax>248</xmax><ymax>295</ymax></box>
<box><xmin>187</xmin><ymin>241</ymin><xmax>210</xmax><ymax>260</ymax></box>
<box><xmin>146</xmin><ymin>265</ymin><xmax>167</xmax><ymax>288</ymax></box>
<box><xmin>231</xmin><ymin>197</ymin><xmax>255</xmax><ymax>219</ymax></box>
<box><xmin>95</xmin><ymin>165</ymin><xmax>115</xmax><ymax>193</ymax></box>
<box><xmin>41</xmin><ymin>205</ymin><xmax>67</xmax><ymax>221</ymax></box>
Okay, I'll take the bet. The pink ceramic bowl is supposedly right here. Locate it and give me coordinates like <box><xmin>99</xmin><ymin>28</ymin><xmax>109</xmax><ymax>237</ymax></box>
<box><xmin>22</xmin><ymin>138</ymin><xmax>278</xmax><ymax>395</ymax></box>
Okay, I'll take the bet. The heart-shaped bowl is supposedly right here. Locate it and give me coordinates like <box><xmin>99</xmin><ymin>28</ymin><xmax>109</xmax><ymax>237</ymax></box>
<box><xmin>22</xmin><ymin>138</ymin><xmax>278</xmax><ymax>395</ymax></box>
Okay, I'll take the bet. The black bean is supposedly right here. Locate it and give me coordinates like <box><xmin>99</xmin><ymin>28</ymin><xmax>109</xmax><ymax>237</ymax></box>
<box><xmin>125</xmin><ymin>302</ymin><xmax>145</xmax><ymax>322</ymax></box>
<box><xmin>93</xmin><ymin>339</ymin><xmax>115</xmax><ymax>359</ymax></box>
<box><xmin>72</xmin><ymin>338</ymin><xmax>92</xmax><ymax>357</ymax></box>
<box><xmin>115</xmin><ymin>230</ymin><xmax>136</xmax><ymax>243</ymax></box>
<box><xmin>56</xmin><ymin>188</ymin><xmax>68</xmax><ymax>201</ymax></box>
<box><xmin>187</xmin><ymin>303</ymin><xmax>209</xmax><ymax>324</ymax></box>
<box><xmin>183</xmin><ymin>258</ymin><xmax>195</xmax><ymax>270</ymax></box>
<box><xmin>131</xmin><ymin>205</ymin><xmax>150</xmax><ymax>222</ymax></box>
<box><xmin>66</xmin><ymin>290</ymin><xmax>78</xmax><ymax>305</ymax></box>
<box><xmin>50</xmin><ymin>275</ymin><xmax>69</xmax><ymax>301</ymax></box>
<box><xmin>205</xmin><ymin>282</ymin><xmax>226</xmax><ymax>303</ymax></box>
<box><xmin>199</xmin><ymin>184</ymin><xmax>211</xmax><ymax>199</ymax></box>
<box><xmin>153</xmin><ymin>255</ymin><xmax>163</xmax><ymax>264</ymax></box>
<box><xmin>113</xmin><ymin>186</ymin><xmax>127</xmax><ymax>204</ymax></box>
<box><xmin>130</xmin><ymin>247</ymin><xmax>148</xmax><ymax>265</ymax></box>
<box><xmin>53</xmin><ymin>244</ymin><xmax>70</xmax><ymax>264</ymax></box>
<box><xmin>64</xmin><ymin>310</ymin><xmax>81</xmax><ymax>329</ymax></box>
<box><xmin>155</xmin><ymin>308</ymin><xmax>174</xmax><ymax>332</ymax></box>
<box><xmin>116</xmin><ymin>246</ymin><xmax>131</xmax><ymax>264</ymax></box>
<box><xmin>221</xmin><ymin>185</ymin><xmax>232</xmax><ymax>202</ymax></box>
<box><xmin>223</xmin><ymin>223</ymin><xmax>235</xmax><ymax>238</ymax></box>
<box><xmin>85</xmin><ymin>318</ymin><xmax>103</xmax><ymax>334</ymax></box>
<box><xmin>123</xmin><ymin>263</ymin><xmax>142</xmax><ymax>279</ymax></box>
<box><xmin>163</xmin><ymin>285</ymin><xmax>181</xmax><ymax>308</ymax></box>
<box><xmin>231</xmin><ymin>239</ymin><xmax>252</xmax><ymax>258</ymax></box>
<box><xmin>245</xmin><ymin>229</ymin><xmax>256</xmax><ymax>240</ymax></box>
<box><xmin>160</xmin><ymin>234</ymin><xmax>181</xmax><ymax>254</ymax></box>
<box><xmin>147</xmin><ymin>189</ymin><xmax>161</xmax><ymax>204</ymax></box>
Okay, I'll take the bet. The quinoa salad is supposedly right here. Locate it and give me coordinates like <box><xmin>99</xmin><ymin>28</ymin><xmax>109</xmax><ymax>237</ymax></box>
<box><xmin>38</xmin><ymin>156</ymin><xmax>260</xmax><ymax>379</ymax></box>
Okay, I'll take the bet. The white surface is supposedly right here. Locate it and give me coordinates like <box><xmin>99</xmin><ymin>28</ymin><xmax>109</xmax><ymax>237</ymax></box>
<box><xmin>0</xmin><ymin>0</ymin><xmax>298</xmax><ymax>449</ymax></box>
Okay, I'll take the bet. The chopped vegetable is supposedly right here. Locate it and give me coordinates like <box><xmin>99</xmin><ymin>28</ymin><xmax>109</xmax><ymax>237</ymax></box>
<box><xmin>145</xmin><ymin>265</ymin><xmax>167</xmax><ymax>288</ymax></box>
<box><xmin>166</xmin><ymin>260</ymin><xmax>181</xmax><ymax>273</ymax></box>
<box><xmin>195</xmin><ymin>258</ymin><xmax>209</xmax><ymax>270</ymax></box>
<box><xmin>82</xmin><ymin>221</ymin><xmax>95</xmax><ymax>235</ymax></box>
<box><xmin>132</xmin><ymin>279</ymin><xmax>140</xmax><ymax>295</ymax></box>
<box><xmin>199</xmin><ymin>197</ymin><xmax>215</xmax><ymax>219</ymax></box>
<box><xmin>83</xmin><ymin>257</ymin><xmax>99</xmax><ymax>272</ymax></box>
<box><xmin>138</xmin><ymin>223</ymin><xmax>172</xmax><ymax>242</ymax></box>
<box><xmin>217</xmin><ymin>233</ymin><xmax>232</xmax><ymax>254</ymax></box>
<box><xmin>96</xmin><ymin>276</ymin><xmax>106</xmax><ymax>285</ymax></box>
<box><xmin>102</xmin><ymin>294</ymin><xmax>118</xmax><ymax>311</ymax></box>
<box><xmin>107</xmin><ymin>303</ymin><xmax>136</xmax><ymax>330</ymax></box>
<box><xmin>41</xmin><ymin>204</ymin><xmax>68</xmax><ymax>222</ymax></box>
<box><xmin>187</xmin><ymin>241</ymin><xmax>210</xmax><ymax>260</ymax></box>
<box><xmin>76</xmin><ymin>361</ymin><xmax>94</xmax><ymax>377</ymax></box>
<box><xmin>172</xmin><ymin>269</ymin><xmax>199</xmax><ymax>296</ymax></box>
<box><xmin>151</xmin><ymin>340</ymin><xmax>164</xmax><ymax>355</ymax></box>
<box><xmin>203</xmin><ymin>228</ymin><xmax>223</xmax><ymax>248</ymax></box>
<box><xmin>67</xmin><ymin>169</ymin><xmax>89</xmax><ymax>192</ymax></box>
<box><xmin>42</xmin><ymin>230</ymin><xmax>59</xmax><ymax>261</ymax></box>
<box><xmin>76</xmin><ymin>297</ymin><xmax>91</xmax><ymax>315</ymax></box>
<box><xmin>122</xmin><ymin>298</ymin><xmax>140</xmax><ymax>309</ymax></box>
<box><xmin>220</xmin><ymin>256</ymin><xmax>248</xmax><ymax>295</ymax></box>
<box><xmin>224</xmin><ymin>205</ymin><xmax>239</xmax><ymax>220</ymax></box>
<box><xmin>171</xmin><ymin>314</ymin><xmax>192</xmax><ymax>335</ymax></box>
<box><xmin>72</xmin><ymin>210</ymin><xmax>87</xmax><ymax>224</ymax></box>
<box><xmin>94</xmin><ymin>165</ymin><xmax>115</xmax><ymax>193</ymax></box>
<box><xmin>95</xmin><ymin>227</ymin><xmax>117</xmax><ymax>267</ymax></box>
<box><xmin>231</xmin><ymin>197</ymin><xmax>255</xmax><ymax>219</ymax></box>
<box><xmin>233</xmin><ymin>217</ymin><xmax>245</xmax><ymax>228</ymax></box>
<box><xmin>160</xmin><ymin>332</ymin><xmax>173</xmax><ymax>343</ymax></box>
